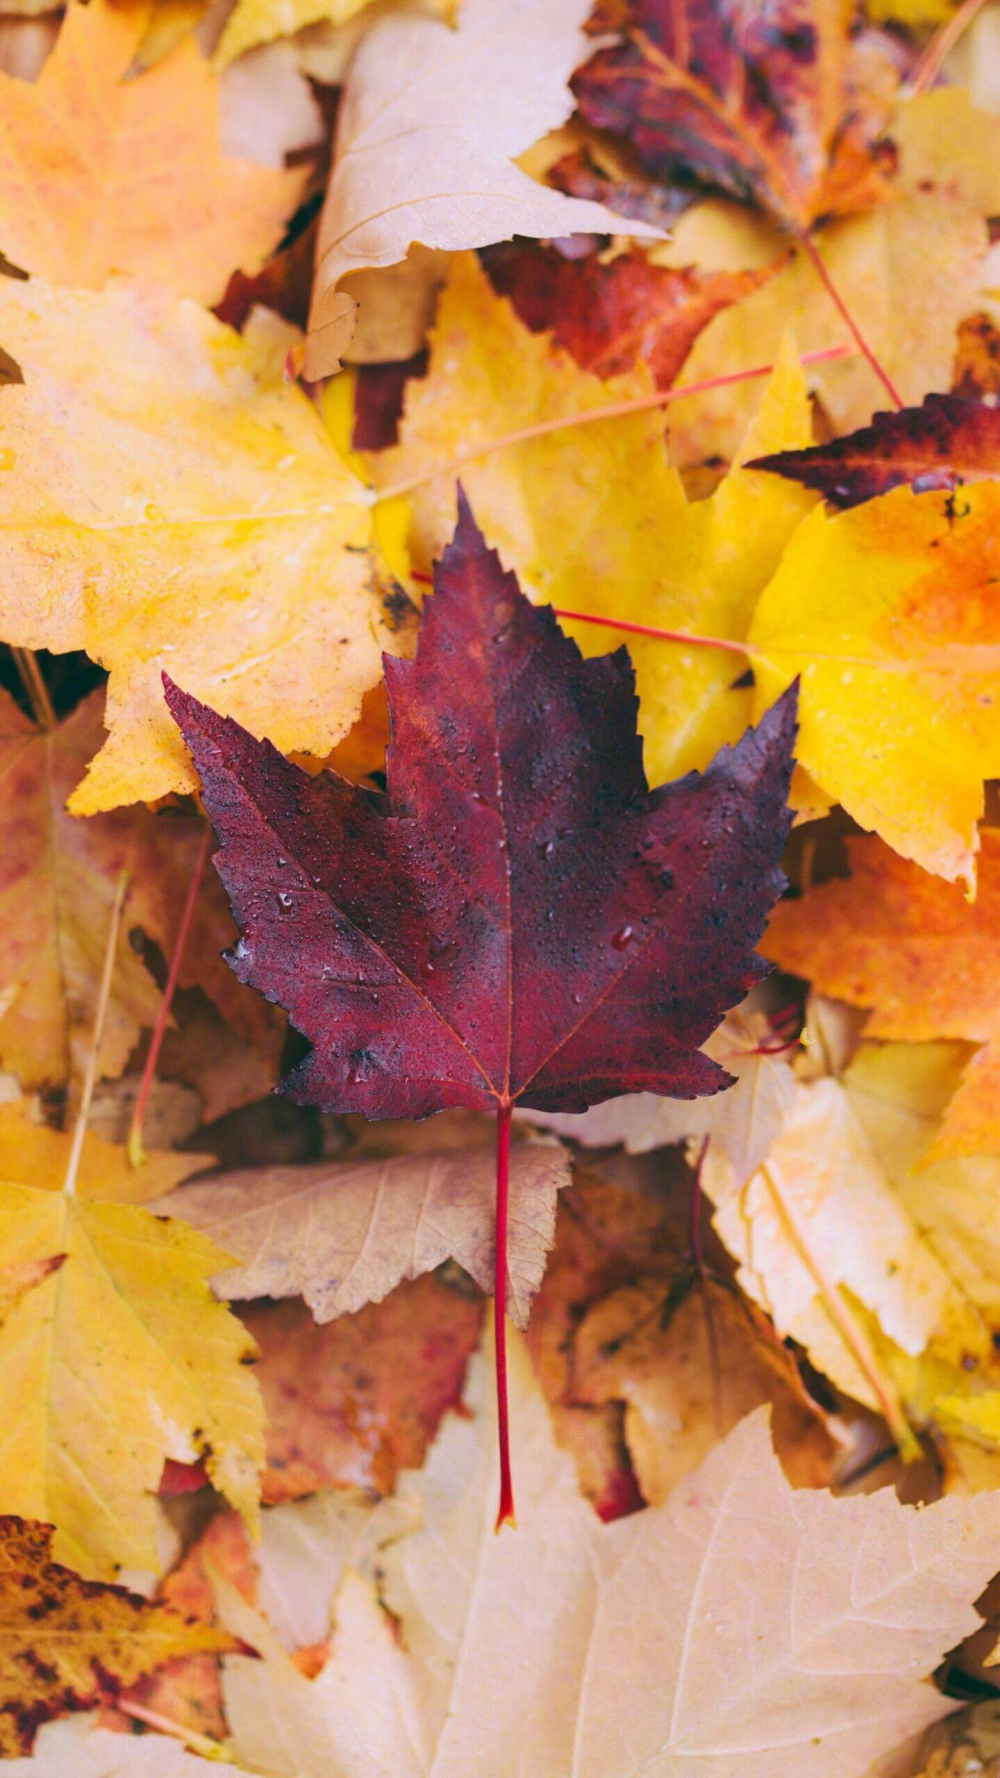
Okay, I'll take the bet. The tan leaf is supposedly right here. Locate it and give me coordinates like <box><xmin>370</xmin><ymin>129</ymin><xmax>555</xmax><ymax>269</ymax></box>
<box><xmin>218</xmin><ymin>1332</ymin><xmax>1000</xmax><ymax>1777</ymax></box>
<box><xmin>4</xmin><ymin>1715</ymin><xmax>246</xmax><ymax>1773</ymax></box>
<box><xmin>158</xmin><ymin>1140</ymin><xmax>570</xmax><ymax>1327</ymax></box>
<box><xmin>0</xmin><ymin>688</ymin><xmax>275</xmax><ymax>1090</ymax></box>
<box><xmin>305</xmin><ymin>0</ymin><xmax>661</xmax><ymax>376</ymax></box>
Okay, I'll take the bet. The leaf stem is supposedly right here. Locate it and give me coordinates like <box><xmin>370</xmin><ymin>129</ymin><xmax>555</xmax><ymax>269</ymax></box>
<box><xmin>11</xmin><ymin>647</ymin><xmax>55</xmax><ymax>730</ymax></box>
<box><xmin>798</xmin><ymin>232</ymin><xmax>904</xmax><ymax>411</ymax></box>
<box><xmin>495</xmin><ymin>1102</ymin><xmax>515</xmax><ymax>1532</ymax></box>
<box><xmin>108</xmin><ymin>1696</ymin><xmax>231</xmax><ymax>1762</ymax></box>
<box><xmin>553</xmin><ymin>607</ymin><xmax>755</xmax><ymax>657</ymax></box>
<box><xmin>128</xmin><ymin>822</ymin><xmax>212</xmax><ymax>1168</ymax></box>
<box><xmin>906</xmin><ymin>0</ymin><xmax>987</xmax><ymax>95</ymax></box>
<box><xmin>760</xmin><ymin>1159</ymin><xmax>917</xmax><ymax>1455</ymax></box>
<box><xmin>371</xmin><ymin>344</ymin><xmax>854</xmax><ymax>503</ymax></box>
<box><xmin>63</xmin><ymin>870</ymin><xmax>129</xmax><ymax>1197</ymax></box>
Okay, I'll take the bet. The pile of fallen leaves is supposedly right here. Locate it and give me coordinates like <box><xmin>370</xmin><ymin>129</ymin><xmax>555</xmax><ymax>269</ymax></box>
<box><xmin>3</xmin><ymin>0</ymin><xmax>1000</xmax><ymax>1770</ymax></box>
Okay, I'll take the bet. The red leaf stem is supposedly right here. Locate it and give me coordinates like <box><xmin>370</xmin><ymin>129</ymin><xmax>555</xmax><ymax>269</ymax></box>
<box><xmin>495</xmin><ymin>1102</ymin><xmax>515</xmax><ymax>1531</ymax></box>
<box><xmin>128</xmin><ymin>822</ymin><xmax>211</xmax><ymax>1167</ymax></box>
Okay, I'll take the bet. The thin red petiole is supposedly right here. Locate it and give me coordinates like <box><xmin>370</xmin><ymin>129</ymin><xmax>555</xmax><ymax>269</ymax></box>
<box><xmin>798</xmin><ymin>233</ymin><xmax>904</xmax><ymax>411</ymax></box>
<box><xmin>906</xmin><ymin>0</ymin><xmax>987</xmax><ymax>94</ymax></box>
<box><xmin>128</xmin><ymin>823</ymin><xmax>212</xmax><ymax>1167</ymax></box>
<box><xmin>553</xmin><ymin>608</ymin><xmax>754</xmax><ymax>657</ymax></box>
<box><xmin>494</xmin><ymin>1103</ymin><xmax>515</xmax><ymax>1531</ymax></box>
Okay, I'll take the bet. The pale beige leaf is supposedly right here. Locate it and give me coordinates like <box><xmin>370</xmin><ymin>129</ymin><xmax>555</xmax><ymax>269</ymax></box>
<box><xmin>305</xmin><ymin>0</ymin><xmax>661</xmax><ymax>376</ymax></box>
<box><xmin>522</xmin><ymin>1009</ymin><xmax>794</xmax><ymax>1184</ymax></box>
<box><xmin>256</xmin><ymin>1492</ymin><xmax>393</xmax><ymax>1648</ymax></box>
<box><xmin>219</xmin><ymin>1331</ymin><xmax>1000</xmax><ymax>1776</ymax></box>
<box><xmin>159</xmin><ymin>1141</ymin><xmax>570</xmax><ymax>1327</ymax></box>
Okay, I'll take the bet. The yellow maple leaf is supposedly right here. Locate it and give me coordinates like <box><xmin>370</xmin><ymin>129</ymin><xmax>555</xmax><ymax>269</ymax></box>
<box><xmin>0</xmin><ymin>0</ymin><xmax>304</xmax><ymax>304</ymax></box>
<box><xmin>0</xmin><ymin>1103</ymin><xmax>208</xmax><ymax>1206</ymax></box>
<box><xmin>0</xmin><ymin>686</ymin><xmax>276</xmax><ymax>1089</ymax></box>
<box><xmin>750</xmin><ymin>496</ymin><xmax>1000</xmax><ymax>888</ymax></box>
<box><xmin>372</xmin><ymin>253</ymin><xmax>815</xmax><ymax>783</ymax></box>
<box><xmin>0</xmin><ymin>281</ymin><xmax>398</xmax><ymax>814</ymax></box>
<box><xmin>0</xmin><ymin>1117</ymin><xmax>262</xmax><ymax>1578</ymax></box>
<box><xmin>0</xmin><ymin>1516</ymin><xmax>238</xmax><ymax>1755</ymax></box>
<box><xmin>215</xmin><ymin>0</ymin><xmax>397</xmax><ymax>69</ymax></box>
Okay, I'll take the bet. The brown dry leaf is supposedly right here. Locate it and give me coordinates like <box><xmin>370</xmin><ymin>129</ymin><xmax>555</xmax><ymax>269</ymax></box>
<box><xmin>0</xmin><ymin>0</ymin><xmax>305</xmax><ymax>303</ymax></box>
<box><xmin>766</xmin><ymin>833</ymin><xmax>1000</xmax><ymax>1159</ymax></box>
<box><xmin>216</xmin><ymin>1331</ymin><xmax>1000</xmax><ymax>1778</ymax></box>
<box><xmin>157</xmin><ymin>1140</ymin><xmax>571</xmax><ymax>1326</ymax></box>
<box><xmin>0</xmin><ymin>687</ymin><xmax>276</xmax><ymax>1091</ymax></box>
<box><xmin>0</xmin><ymin>1516</ymin><xmax>236</xmax><ymax>1756</ymax></box>
<box><xmin>243</xmin><ymin>1273</ymin><xmax>483</xmax><ymax>1503</ymax></box>
<box><xmin>574</xmin><ymin>1275</ymin><xmax>840</xmax><ymax>1505</ymax></box>
<box><xmin>0</xmin><ymin>283</ymin><xmax>393</xmax><ymax>814</ymax></box>
<box><xmin>304</xmin><ymin>0</ymin><xmax>662</xmax><ymax>376</ymax></box>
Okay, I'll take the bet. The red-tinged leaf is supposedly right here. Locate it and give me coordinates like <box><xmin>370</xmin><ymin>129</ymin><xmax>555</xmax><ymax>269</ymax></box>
<box><xmin>572</xmin><ymin>0</ymin><xmax>898</xmax><ymax>233</ymax></box>
<box><xmin>548</xmin><ymin>143</ymin><xmax>691</xmax><ymax>233</ymax></box>
<box><xmin>751</xmin><ymin>393</ymin><xmax>1000</xmax><ymax>508</ymax></box>
<box><xmin>164</xmin><ymin>496</ymin><xmax>797</xmax><ymax>1123</ymax></box>
<box><xmin>165</xmin><ymin>496</ymin><xmax>796</xmax><ymax>1522</ymax></box>
<box><xmin>352</xmin><ymin>351</ymin><xmax>428</xmax><ymax>451</ymax></box>
<box><xmin>481</xmin><ymin>242</ymin><xmax>775</xmax><ymax>390</ymax></box>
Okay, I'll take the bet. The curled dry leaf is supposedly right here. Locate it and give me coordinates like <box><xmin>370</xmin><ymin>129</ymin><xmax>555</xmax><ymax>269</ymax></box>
<box><xmin>216</xmin><ymin>1330</ymin><xmax>1000</xmax><ymax>1778</ymax></box>
<box><xmin>4</xmin><ymin>1715</ymin><xmax>246</xmax><ymax>1774</ymax></box>
<box><xmin>0</xmin><ymin>1517</ymin><xmax>236</xmax><ymax>1756</ymax></box>
<box><xmin>573</xmin><ymin>1274</ymin><xmax>840</xmax><ymax>1504</ymax></box>
<box><xmin>703</xmin><ymin>1045</ymin><xmax>1000</xmax><ymax>1454</ymax></box>
<box><xmin>572</xmin><ymin>0</ymin><xmax>900</xmax><ymax>232</ymax></box>
<box><xmin>0</xmin><ymin>283</ymin><xmax>393</xmax><ymax>814</ymax></box>
<box><xmin>766</xmin><ymin>833</ymin><xmax>1000</xmax><ymax>1156</ymax></box>
<box><xmin>0</xmin><ymin>687</ymin><xmax>276</xmax><ymax>1091</ymax></box>
<box><xmin>157</xmin><ymin>1141</ymin><xmax>571</xmax><ymax>1326</ymax></box>
<box><xmin>752</xmin><ymin>392</ymin><xmax>1000</xmax><ymax>508</ymax></box>
<box><xmin>304</xmin><ymin>0</ymin><xmax>662</xmax><ymax>376</ymax></box>
<box><xmin>0</xmin><ymin>0</ymin><xmax>305</xmax><ymax>303</ymax></box>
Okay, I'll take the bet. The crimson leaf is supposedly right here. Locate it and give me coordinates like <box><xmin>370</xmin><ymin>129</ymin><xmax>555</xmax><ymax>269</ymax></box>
<box><xmin>165</xmin><ymin>494</ymin><xmax>797</xmax><ymax>1520</ymax></box>
<box><xmin>751</xmin><ymin>393</ymin><xmax>1000</xmax><ymax>508</ymax></box>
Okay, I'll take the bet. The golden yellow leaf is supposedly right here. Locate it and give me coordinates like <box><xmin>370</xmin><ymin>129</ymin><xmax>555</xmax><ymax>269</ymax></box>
<box><xmin>373</xmin><ymin>253</ymin><xmax>814</xmax><ymax>783</ymax></box>
<box><xmin>667</xmin><ymin>193</ymin><xmax>989</xmax><ymax>469</ymax></box>
<box><xmin>0</xmin><ymin>1517</ymin><xmax>236</xmax><ymax>1755</ymax></box>
<box><xmin>749</xmin><ymin>486</ymin><xmax>1000</xmax><ymax>886</ymax></box>
<box><xmin>766</xmin><ymin>833</ymin><xmax>1000</xmax><ymax>1152</ymax></box>
<box><xmin>0</xmin><ymin>1104</ymin><xmax>208</xmax><ymax>1207</ymax></box>
<box><xmin>216</xmin><ymin>0</ymin><xmax>376</xmax><ymax>68</ymax></box>
<box><xmin>0</xmin><ymin>1130</ymin><xmax>262</xmax><ymax>1576</ymax></box>
<box><xmin>0</xmin><ymin>687</ymin><xmax>276</xmax><ymax>1089</ymax></box>
<box><xmin>0</xmin><ymin>0</ymin><xmax>305</xmax><ymax>304</ymax></box>
<box><xmin>0</xmin><ymin>282</ymin><xmax>394</xmax><ymax>814</ymax></box>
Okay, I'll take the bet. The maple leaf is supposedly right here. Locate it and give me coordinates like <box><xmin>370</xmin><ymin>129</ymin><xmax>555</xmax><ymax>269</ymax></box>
<box><xmin>373</xmin><ymin>253</ymin><xmax>815</xmax><ymax>783</ymax></box>
<box><xmin>0</xmin><ymin>1517</ymin><xmax>236</xmax><ymax>1756</ymax></box>
<box><xmin>0</xmin><ymin>0</ymin><xmax>305</xmax><ymax>304</ymax></box>
<box><xmin>0</xmin><ymin>1103</ymin><xmax>207</xmax><ymax>1207</ymax></box>
<box><xmin>751</xmin><ymin>392</ymin><xmax>1000</xmax><ymax>506</ymax></box>
<box><xmin>215</xmin><ymin>1331</ymin><xmax>1000</xmax><ymax>1778</ymax></box>
<box><xmin>0</xmin><ymin>1120</ymin><xmax>263</xmax><ymax>1577</ymax></box>
<box><xmin>765</xmin><ymin>833</ymin><xmax>1000</xmax><ymax>1158</ymax></box>
<box><xmin>0</xmin><ymin>280</ymin><xmax>396</xmax><ymax>814</ymax></box>
<box><xmin>245</xmin><ymin>1275</ymin><xmax>483</xmax><ymax>1503</ymax></box>
<box><xmin>522</xmin><ymin>1002</ymin><xmax>795</xmax><ymax>1183</ymax></box>
<box><xmin>748</xmin><ymin>486</ymin><xmax>1000</xmax><ymax>886</ymax></box>
<box><xmin>214</xmin><ymin>0</ymin><xmax>435</xmax><ymax>69</ymax></box>
<box><xmin>481</xmin><ymin>241</ymin><xmax>775</xmax><ymax>390</ymax></box>
<box><xmin>572</xmin><ymin>0</ymin><xmax>900</xmax><ymax>234</ymax></box>
<box><xmin>156</xmin><ymin>1140</ymin><xmax>571</xmax><ymax>1325</ymax></box>
<box><xmin>574</xmin><ymin>1274</ymin><xmax>839</xmax><ymax>1505</ymax></box>
<box><xmin>304</xmin><ymin>0</ymin><xmax>663</xmax><ymax>377</ymax></box>
<box><xmin>167</xmin><ymin>495</ymin><xmax>797</xmax><ymax>1517</ymax></box>
<box><xmin>0</xmin><ymin>687</ymin><xmax>276</xmax><ymax>1091</ymax></box>
<box><xmin>702</xmin><ymin>1042</ymin><xmax>1000</xmax><ymax>1456</ymax></box>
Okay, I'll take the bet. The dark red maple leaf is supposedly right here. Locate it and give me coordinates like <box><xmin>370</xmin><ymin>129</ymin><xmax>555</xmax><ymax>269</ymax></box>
<box><xmin>164</xmin><ymin>495</ymin><xmax>797</xmax><ymax>1523</ymax></box>
<box><xmin>751</xmin><ymin>393</ymin><xmax>1000</xmax><ymax>508</ymax></box>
